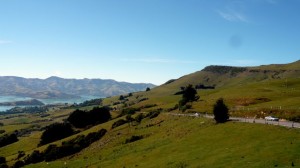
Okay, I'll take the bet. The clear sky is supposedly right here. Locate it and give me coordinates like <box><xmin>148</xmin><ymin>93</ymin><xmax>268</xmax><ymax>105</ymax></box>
<box><xmin>0</xmin><ymin>0</ymin><xmax>299</xmax><ymax>85</ymax></box>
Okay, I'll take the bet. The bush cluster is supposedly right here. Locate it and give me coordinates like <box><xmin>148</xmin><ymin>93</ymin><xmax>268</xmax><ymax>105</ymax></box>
<box><xmin>120</xmin><ymin>107</ymin><xmax>140</xmax><ymax>116</ymax></box>
<box><xmin>0</xmin><ymin>156</ymin><xmax>8</xmax><ymax>168</ymax></box>
<box><xmin>177</xmin><ymin>85</ymin><xmax>199</xmax><ymax>112</ymax></box>
<box><xmin>0</xmin><ymin>133</ymin><xmax>18</xmax><ymax>148</ymax></box>
<box><xmin>77</xmin><ymin>98</ymin><xmax>103</xmax><ymax>107</ymax></box>
<box><xmin>67</xmin><ymin>107</ymin><xmax>111</xmax><ymax>128</ymax></box>
<box><xmin>125</xmin><ymin>135</ymin><xmax>143</xmax><ymax>144</ymax></box>
<box><xmin>39</xmin><ymin>123</ymin><xmax>74</xmax><ymax>146</ymax></box>
<box><xmin>145</xmin><ymin>110</ymin><xmax>161</xmax><ymax>119</ymax></box>
<box><xmin>111</xmin><ymin>119</ymin><xmax>127</xmax><ymax>129</ymax></box>
<box><xmin>14</xmin><ymin>129</ymin><xmax>107</xmax><ymax>167</ymax></box>
<box><xmin>141</xmin><ymin>104</ymin><xmax>157</xmax><ymax>109</ymax></box>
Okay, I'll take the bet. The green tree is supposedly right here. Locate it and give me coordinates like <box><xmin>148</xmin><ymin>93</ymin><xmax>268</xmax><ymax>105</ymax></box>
<box><xmin>213</xmin><ymin>98</ymin><xmax>229</xmax><ymax>123</ymax></box>
<box><xmin>39</xmin><ymin>123</ymin><xmax>74</xmax><ymax>146</ymax></box>
<box><xmin>146</xmin><ymin>87</ymin><xmax>151</xmax><ymax>91</ymax></box>
<box><xmin>119</xmin><ymin>95</ymin><xmax>124</xmax><ymax>100</ymax></box>
<box><xmin>178</xmin><ymin>84</ymin><xmax>199</xmax><ymax>110</ymax></box>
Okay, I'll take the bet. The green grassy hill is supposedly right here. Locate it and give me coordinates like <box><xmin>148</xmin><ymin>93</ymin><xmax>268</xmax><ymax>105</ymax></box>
<box><xmin>1</xmin><ymin>60</ymin><xmax>300</xmax><ymax>167</ymax></box>
<box><xmin>104</xmin><ymin>60</ymin><xmax>300</xmax><ymax>119</ymax></box>
<box><xmin>26</xmin><ymin>114</ymin><xmax>300</xmax><ymax>168</ymax></box>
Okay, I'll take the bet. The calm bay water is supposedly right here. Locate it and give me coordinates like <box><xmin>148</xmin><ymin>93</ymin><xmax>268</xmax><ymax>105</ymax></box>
<box><xmin>0</xmin><ymin>95</ymin><xmax>100</xmax><ymax>112</ymax></box>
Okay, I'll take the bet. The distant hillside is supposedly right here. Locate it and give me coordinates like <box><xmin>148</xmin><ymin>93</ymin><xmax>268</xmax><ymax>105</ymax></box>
<box><xmin>0</xmin><ymin>76</ymin><xmax>156</xmax><ymax>99</ymax></box>
<box><xmin>161</xmin><ymin>60</ymin><xmax>300</xmax><ymax>89</ymax></box>
<box><xmin>0</xmin><ymin>99</ymin><xmax>44</xmax><ymax>106</ymax></box>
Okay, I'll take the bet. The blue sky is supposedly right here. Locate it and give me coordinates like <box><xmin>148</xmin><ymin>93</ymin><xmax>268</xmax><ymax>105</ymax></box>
<box><xmin>0</xmin><ymin>0</ymin><xmax>299</xmax><ymax>85</ymax></box>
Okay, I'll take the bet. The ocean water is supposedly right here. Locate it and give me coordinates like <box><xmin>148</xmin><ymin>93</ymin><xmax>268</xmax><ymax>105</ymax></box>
<box><xmin>0</xmin><ymin>95</ymin><xmax>101</xmax><ymax>112</ymax></box>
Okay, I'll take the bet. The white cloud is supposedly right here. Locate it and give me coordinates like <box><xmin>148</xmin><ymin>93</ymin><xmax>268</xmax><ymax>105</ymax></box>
<box><xmin>0</xmin><ymin>40</ymin><xmax>13</xmax><ymax>44</ymax></box>
<box><xmin>120</xmin><ymin>58</ymin><xmax>197</xmax><ymax>64</ymax></box>
<box><xmin>217</xmin><ymin>10</ymin><xmax>248</xmax><ymax>22</ymax></box>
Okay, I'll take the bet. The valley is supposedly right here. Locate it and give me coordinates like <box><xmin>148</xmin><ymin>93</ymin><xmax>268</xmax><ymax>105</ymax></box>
<box><xmin>0</xmin><ymin>61</ymin><xmax>300</xmax><ymax>168</ymax></box>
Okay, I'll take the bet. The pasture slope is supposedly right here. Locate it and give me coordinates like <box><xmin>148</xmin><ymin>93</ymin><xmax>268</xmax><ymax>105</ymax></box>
<box><xmin>1</xmin><ymin>60</ymin><xmax>300</xmax><ymax>167</ymax></box>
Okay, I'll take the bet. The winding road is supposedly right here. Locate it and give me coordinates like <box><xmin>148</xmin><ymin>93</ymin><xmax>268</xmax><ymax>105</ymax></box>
<box><xmin>169</xmin><ymin>113</ymin><xmax>300</xmax><ymax>128</ymax></box>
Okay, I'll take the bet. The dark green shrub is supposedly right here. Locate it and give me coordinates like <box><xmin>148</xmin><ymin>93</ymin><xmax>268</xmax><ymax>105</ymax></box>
<box><xmin>43</xmin><ymin>144</ymin><xmax>60</xmax><ymax>161</ymax></box>
<box><xmin>138</xmin><ymin>98</ymin><xmax>148</xmax><ymax>102</ymax></box>
<box><xmin>19</xmin><ymin>129</ymin><xmax>107</xmax><ymax>167</ymax></box>
<box><xmin>142</xmin><ymin>104</ymin><xmax>157</xmax><ymax>109</ymax></box>
<box><xmin>288</xmin><ymin>115</ymin><xmax>300</xmax><ymax>122</ymax></box>
<box><xmin>67</xmin><ymin>109</ymin><xmax>89</xmax><ymax>128</ymax></box>
<box><xmin>68</xmin><ymin>107</ymin><xmax>111</xmax><ymax>128</ymax></box>
<box><xmin>0</xmin><ymin>133</ymin><xmax>18</xmax><ymax>147</ymax></box>
<box><xmin>180</xmin><ymin>104</ymin><xmax>192</xmax><ymax>112</ymax></box>
<box><xmin>125</xmin><ymin>135</ymin><xmax>143</xmax><ymax>144</ymax></box>
<box><xmin>39</xmin><ymin>123</ymin><xmax>74</xmax><ymax>146</ymax></box>
<box><xmin>112</xmin><ymin>119</ymin><xmax>127</xmax><ymax>129</ymax></box>
<box><xmin>0</xmin><ymin>163</ymin><xmax>8</xmax><ymax>168</ymax></box>
<box><xmin>121</xmin><ymin>107</ymin><xmax>140</xmax><ymax>116</ymax></box>
<box><xmin>145</xmin><ymin>110</ymin><xmax>161</xmax><ymax>119</ymax></box>
<box><xmin>89</xmin><ymin>107</ymin><xmax>111</xmax><ymax>125</ymax></box>
<box><xmin>119</xmin><ymin>95</ymin><xmax>125</xmax><ymax>100</ymax></box>
<box><xmin>178</xmin><ymin>84</ymin><xmax>199</xmax><ymax>111</ymax></box>
<box><xmin>0</xmin><ymin>157</ymin><xmax>5</xmax><ymax>164</ymax></box>
<box><xmin>12</xmin><ymin>160</ymin><xmax>24</xmax><ymax>168</ymax></box>
<box><xmin>17</xmin><ymin>151</ymin><xmax>25</xmax><ymax>159</ymax></box>
<box><xmin>24</xmin><ymin>150</ymin><xmax>43</xmax><ymax>164</ymax></box>
<box><xmin>213</xmin><ymin>98</ymin><xmax>229</xmax><ymax>123</ymax></box>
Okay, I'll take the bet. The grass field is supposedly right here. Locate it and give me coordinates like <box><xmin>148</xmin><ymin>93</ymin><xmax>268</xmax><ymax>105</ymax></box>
<box><xmin>25</xmin><ymin>114</ymin><xmax>300</xmax><ymax>168</ymax></box>
<box><xmin>1</xmin><ymin>61</ymin><xmax>300</xmax><ymax>167</ymax></box>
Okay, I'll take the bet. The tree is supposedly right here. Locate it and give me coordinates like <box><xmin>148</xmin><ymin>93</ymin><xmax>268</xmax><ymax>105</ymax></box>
<box><xmin>146</xmin><ymin>87</ymin><xmax>151</xmax><ymax>91</ymax></box>
<box><xmin>182</xmin><ymin>84</ymin><xmax>199</xmax><ymax>102</ymax></box>
<box><xmin>213</xmin><ymin>98</ymin><xmax>229</xmax><ymax>123</ymax></box>
<box><xmin>67</xmin><ymin>107</ymin><xmax>111</xmax><ymax>128</ymax></box>
<box><xmin>39</xmin><ymin>123</ymin><xmax>74</xmax><ymax>146</ymax></box>
<box><xmin>67</xmin><ymin>109</ymin><xmax>89</xmax><ymax>128</ymax></box>
<box><xmin>178</xmin><ymin>84</ymin><xmax>199</xmax><ymax>110</ymax></box>
<box><xmin>88</xmin><ymin>107</ymin><xmax>111</xmax><ymax>125</ymax></box>
<box><xmin>0</xmin><ymin>133</ymin><xmax>18</xmax><ymax>147</ymax></box>
<box><xmin>119</xmin><ymin>95</ymin><xmax>124</xmax><ymax>100</ymax></box>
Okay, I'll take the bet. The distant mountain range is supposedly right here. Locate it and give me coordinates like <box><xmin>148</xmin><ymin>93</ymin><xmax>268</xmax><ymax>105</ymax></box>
<box><xmin>0</xmin><ymin>76</ymin><xmax>156</xmax><ymax>99</ymax></box>
<box><xmin>0</xmin><ymin>99</ymin><xmax>44</xmax><ymax>106</ymax></box>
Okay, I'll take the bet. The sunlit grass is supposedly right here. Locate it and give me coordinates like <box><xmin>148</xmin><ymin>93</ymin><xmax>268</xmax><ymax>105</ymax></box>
<box><xmin>26</xmin><ymin>114</ymin><xmax>300</xmax><ymax>168</ymax></box>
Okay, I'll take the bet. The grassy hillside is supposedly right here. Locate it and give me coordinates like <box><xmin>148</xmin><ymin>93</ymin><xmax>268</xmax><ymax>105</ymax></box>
<box><xmin>26</xmin><ymin>114</ymin><xmax>300</xmax><ymax>168</ymax></box>
<box><xmin>1</xmin><ymin>60</ymin><xmax>300</xmax><ymax>167</ymax></box>
<box><xmin>102</xmin><ymin>60</ymin><xmax>300</xmax><ymax>119</ymax></box>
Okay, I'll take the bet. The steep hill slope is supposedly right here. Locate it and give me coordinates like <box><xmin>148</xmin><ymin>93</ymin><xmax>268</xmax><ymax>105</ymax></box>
<box><xmin>1</xmin><ymin>60</ymin><xmax>300</xmax><ymax>168</ymax></box>
<box><xmin>106</xmin><ymin>60</ymin><xmax>300</xmax><ymax>119</ymax></box>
